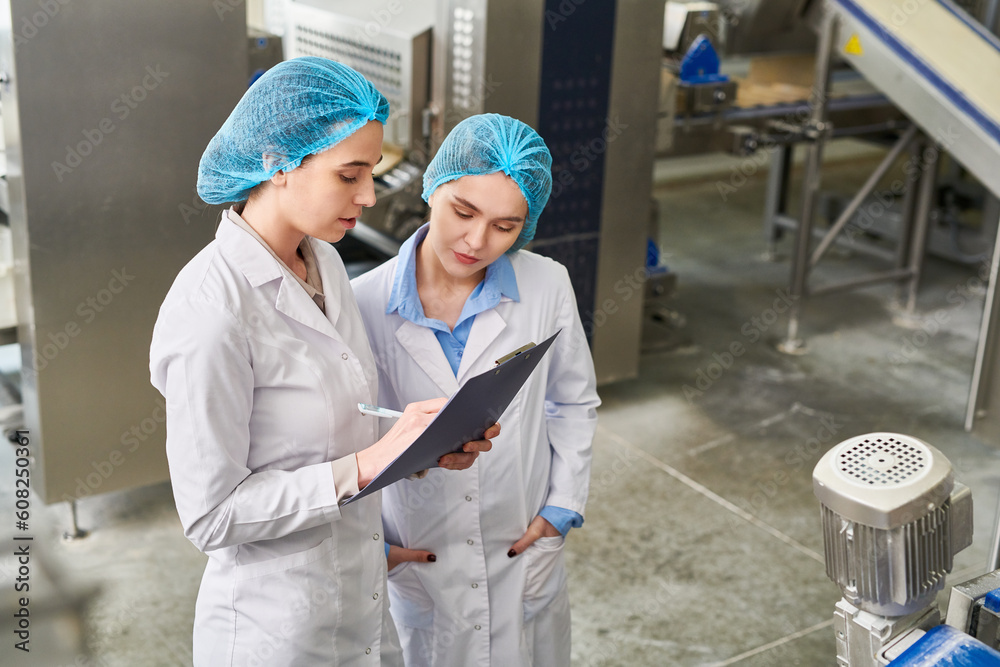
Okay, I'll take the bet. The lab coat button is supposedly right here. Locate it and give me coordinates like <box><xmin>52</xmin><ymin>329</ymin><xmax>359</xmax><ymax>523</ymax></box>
<box><xmin>474</xmin><ymin>624</ymin><xmax>482</xmax><ymax>630</ymax></box>
<box><xmin>373</xmin><ymin>593</ymin><xmax>379</xmax><ymax>600</ymax></box>
<box><xmin>465</xmin><ymin>495</ymin><xmax>472</xmax><ymax>501</ymax></box>
<box><xmin>467</xmin><ymin>539</ymin><xmax>474</xmax><ymax>545</ymax></box>
<box><xmin>342</xmin><ymin>353</ymin><xmax>349</xmax><ymax>360</ymax></box>
<box><xmin>471</xmin><ymin>583</ymin><xmax>478</xmax><ymax>588</ymax></box>
<box><xmin>373</xmin><ymin>533</ymin><xmax>379</xmax><ymax>540</ymax></box>
<box><xmin>366</xmin><ymin>648</ymin><xmax>372</xmax><ymax>655</ymax></box>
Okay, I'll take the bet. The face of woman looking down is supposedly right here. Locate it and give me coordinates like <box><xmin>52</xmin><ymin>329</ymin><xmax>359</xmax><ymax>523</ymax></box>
<box><xmin>271</xmin><ymin>120</ymin><xmax>384</xmax><ymax>244</ymax></box>
<box><xmin>425</xmin><ymin>172</ymin><xmax>528</xmax><ymax>283</ymax></box>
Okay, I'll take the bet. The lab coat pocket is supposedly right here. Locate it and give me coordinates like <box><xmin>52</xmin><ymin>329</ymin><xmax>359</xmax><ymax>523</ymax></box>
<box><xmin>522</xmin><ymin>535</ymin><xmax>567</xmax><ymax>623</ymax></box>
<box><xmin>386</xmin><ymin>557</ymin><xmax>434</xmax><ymax>630</ymax></box>
<box><xmin>231</xmin><ymin>537</ymin><xmax>342</xmax><ymax>660</ymax></box>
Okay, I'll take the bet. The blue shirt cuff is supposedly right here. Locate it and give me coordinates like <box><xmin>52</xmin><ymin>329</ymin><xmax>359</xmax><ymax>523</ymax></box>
<box><xmin>538</xmin><ymin>505</ymin><xmax>583</xmax><ymax>537</ymax></box>
<box><xmin>385</xmin><ymin>542</ymin><xmax>391</xmax><ymax>558</ymax></box>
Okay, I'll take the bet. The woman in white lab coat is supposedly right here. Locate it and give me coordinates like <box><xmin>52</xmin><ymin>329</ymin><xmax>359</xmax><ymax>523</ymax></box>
<box><xmin>352</xmin><ymin>113</ymin><xmax>600</xmax><ymax>666</ymax></box>
<box><xmin>149</xmin><ymin>58</ymin><xmax>494</xmax><ymax>667</ymax></box>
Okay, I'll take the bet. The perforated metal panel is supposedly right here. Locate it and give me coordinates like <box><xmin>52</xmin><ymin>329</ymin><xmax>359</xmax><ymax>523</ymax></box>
<box><xmin>835</xmin><ymin>435</ymin><xmax>929</xmax><ymax>486</ymax></box>
<box><xmin>449</xmin><ymin>7</ymin><xmax>478</xmax><ymax>110</ymax></box>
<box><xmin>293</xmin><ymin>28</ymin><xmax>404</xmax><ymax>110</ymax></box>
<box><xmin>285</xmin><ymin>0</ymin><xmax>433</xmax><ymax>152</ymax></box>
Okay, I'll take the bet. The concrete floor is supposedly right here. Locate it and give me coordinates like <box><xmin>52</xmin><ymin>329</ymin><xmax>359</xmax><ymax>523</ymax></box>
<box><xmin>4</xmin><ymin>144</ymin><xmax>1000</xmax><ymax>666</ymax></box>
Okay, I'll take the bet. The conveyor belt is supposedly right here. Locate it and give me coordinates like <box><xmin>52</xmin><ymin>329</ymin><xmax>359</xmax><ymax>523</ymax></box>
<box><xmin>827</xmin><ymin>0</ymin><xmax>1000</xmax><ymax>196</ymax></box>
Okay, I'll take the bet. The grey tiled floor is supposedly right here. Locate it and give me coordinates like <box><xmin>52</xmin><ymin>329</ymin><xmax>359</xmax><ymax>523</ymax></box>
<box><xmin>3</xmin><ymin>145</ymin><xmax>999</xmax><ymax>666</ymax></box>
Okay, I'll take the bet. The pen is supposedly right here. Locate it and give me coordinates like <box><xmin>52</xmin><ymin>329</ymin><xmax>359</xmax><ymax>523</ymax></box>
<box><xmin>357</xmin><ymin>402</ymin><xmax>404</xmax><ymax>419</ymax></box>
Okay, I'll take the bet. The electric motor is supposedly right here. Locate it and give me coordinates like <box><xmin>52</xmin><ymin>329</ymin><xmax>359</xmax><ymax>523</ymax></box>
<box><xmin>813</xmin><ymin>433</ymin><xmax>973</xmax><ymax>617</ymax></box>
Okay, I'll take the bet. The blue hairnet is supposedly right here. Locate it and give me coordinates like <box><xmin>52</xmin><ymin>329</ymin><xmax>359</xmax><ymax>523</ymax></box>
<box><xmin>423</xmin><ymin>114</ymin><xmax>552</xmax><ymax>251</ymax></box>
<box><xmin>197</xmin><ymin>57</ymin><xmax>389</xmax><ymax>204</ymax></box>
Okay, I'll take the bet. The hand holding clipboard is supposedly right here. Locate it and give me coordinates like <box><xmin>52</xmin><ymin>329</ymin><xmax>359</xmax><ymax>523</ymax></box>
<box><xmin>345</xmin><ymin>330</ymin><xmax>560</xmax><ymax>504</ymax></box>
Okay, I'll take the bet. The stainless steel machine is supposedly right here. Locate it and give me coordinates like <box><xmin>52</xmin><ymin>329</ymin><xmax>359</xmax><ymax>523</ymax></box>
<box><xmin>814</xmin><ymin>433</ymin><xmax>973</xmax><ymax>663</ymax></box>
<box><xmin>0</xmin><ymin>2</ymin><xmax>249</xmax><ymax>513</ymax></box>
<box><xmin>286</xmin><ymin>0</ymin><xmax>665</xmax><ymax>384</ymax></box>
<box><xmin>811</xmin><ymin>432</ymin><xmax>1000</xmax><ymax>665</ymax></box>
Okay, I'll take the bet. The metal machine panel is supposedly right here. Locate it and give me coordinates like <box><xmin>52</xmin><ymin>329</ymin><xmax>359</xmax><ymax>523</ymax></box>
<box><xmin>285</xmin><ymin>0</ymin><xmax>433</xmax><ymax>153</ymax></box>
<box><xmin>0</xmin><ymin>1</ymin><xmax>249</xmax><ymax>503</ymax></box>
<box><xmin>432</xmin><ymin>0</ymin><xmax>544</xmax><ymax>141</ymax></box>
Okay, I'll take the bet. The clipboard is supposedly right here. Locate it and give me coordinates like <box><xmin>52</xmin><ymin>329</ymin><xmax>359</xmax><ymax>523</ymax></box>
<box><xmin>344</xmin><ymin>330</ymin><xmax>560</xmax><ymax>504</ymax></box>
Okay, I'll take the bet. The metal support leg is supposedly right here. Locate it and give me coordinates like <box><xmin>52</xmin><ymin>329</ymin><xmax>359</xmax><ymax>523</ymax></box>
<box><xmin>809</xmin><ymin>125</ymin><xmax>919</xmax><ymax>268</ymax></box>
<box><xmin>986</xmin><ymin>0</ymin><xmax>1000</xmax><ymax>37</ymax></box>
<box><xmin>904</xmin><ymin>139</ymin><xmax>939</xmax><ymax>313</ymax></box>
<box><xmin>63</xmin><ymin>499</ymin><xmax>87</xmax><ymax>540</ymax></box>
<box><xmin>779</xmin><ymin>10</ymin><xmax>838</xmax><ymax>354</ymax></box>
<box><xmin>763</xmin><ymin>144</ymin><xmax>794</xmax><ymax>259</ymax></box>
<box><xmin>967</xmin><ymin>193</ymin><xmax>1000</xmax><ymax>434</ymax></box>
<box><xmin>893</xmin><ymin>140</ymin><xmax>924</xmax><ymax>304</ymax></box>
<box><xmin>990</xmin><ymin>488</ymin><xmax>1000</xmax><ymax>571</ymax></box>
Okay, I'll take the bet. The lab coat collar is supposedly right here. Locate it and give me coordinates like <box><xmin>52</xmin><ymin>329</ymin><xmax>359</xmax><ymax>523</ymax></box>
<box><xmin>394</xmin><ymin>319</ymin><xmax>460</xmax><ymax>396</ymax></box>
<box><xmin>455</xmin><ymin>309</ymin><xmax>506</xmax><ymax>384</ymax></box>
<box><xmin>216</xmin><ymin>211</ymin><xmax>344</xmax><ymax>343</ymax></box>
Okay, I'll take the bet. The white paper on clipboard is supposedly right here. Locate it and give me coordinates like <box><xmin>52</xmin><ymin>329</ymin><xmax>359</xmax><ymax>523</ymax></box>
<box><xmin>344</xmin><ymin>330</ymin><xmax>560</xmax><ymax>504</ymax></box>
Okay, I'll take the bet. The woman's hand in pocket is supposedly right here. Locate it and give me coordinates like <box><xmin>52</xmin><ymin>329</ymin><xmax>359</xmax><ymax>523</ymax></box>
<box><xmin>507</xmin><ymin>515</ymin><xmax>562</xmax><ymax>558</ymax></box>
<box><xmin>387</xmin><ymin>544</ymin><xmax>437</xmax><ymax>571</ymax></box>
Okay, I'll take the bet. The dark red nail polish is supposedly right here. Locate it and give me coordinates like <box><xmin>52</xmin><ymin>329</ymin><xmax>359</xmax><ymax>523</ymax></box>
<box><xmin>427</xmin><ymin>554</ymin><xmax>436</xmax><ymax>562</ymax></box>
<box><xmin>507</xmin><ymin>549</ymin><xmax>516</xmax><ymax>558</ymax></box>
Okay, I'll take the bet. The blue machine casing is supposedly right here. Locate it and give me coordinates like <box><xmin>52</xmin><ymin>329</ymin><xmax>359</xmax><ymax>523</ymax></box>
<box><xmin>890</xmin><ymin>624</ymin><xmax>1000</xmax><ymax>666</ymax></box>
<box><xmin>679</xmin><ymin>35</ymin><xmax>729</xmax><ymax>84</ymax></box>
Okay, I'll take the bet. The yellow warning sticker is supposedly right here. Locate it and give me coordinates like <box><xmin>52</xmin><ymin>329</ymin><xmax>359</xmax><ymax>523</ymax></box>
<box><xmin>844</xmin><ymin>34</ymin><xmax>863</xmax><ymax>56</ymax></box>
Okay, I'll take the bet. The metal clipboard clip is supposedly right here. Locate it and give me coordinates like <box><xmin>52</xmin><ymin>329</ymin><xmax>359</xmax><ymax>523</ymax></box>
<box><xmin>495</xmin><ymin>342</ymin><xmax>536</xmax><ymax>366</ymax></box>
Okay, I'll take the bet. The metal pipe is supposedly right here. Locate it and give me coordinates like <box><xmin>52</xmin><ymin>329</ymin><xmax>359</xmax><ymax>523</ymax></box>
<box><xmin>893</xmin><ymin>140</ymin><xmax>924</xmax><ymax>301</ymax></box>
<box><xmin>986</xmin><ymin>0</ymin><xmax>1000</xmax><ymax>37</ymax></box>
<box><xmin>808</xmin><ymin>268</ymin><xmax>914</xmax><ymax>297</ymax></box>
<box><xmin>809</xmin><ymin>125</ymin><xmax>918</xmax><ymax>267</ymax></box>
<box><xmin>904</xmin><ymin>139</ymin><xmax>940</xmax><ymax>312</ymax></box>
<box><xmin>773</xmin><ymin>215</ymin><xmax>897</xmax><ymax>263</ymax></box>
<box><xmin>763</xmin><ymin>145</ymin><xmax>793</xmax><ymax>257</ymax></box>
<box><xmin>990</xmin><ymin>492</ymin><xmax>1000</xmax><ymax>570</ymax></box>
<box><xmin>965</xmin><ymin>193</ymin><xmax>1000</xmax><ymax>433</ymax></box>
<box><xmin>63</xmin><ymin>499</ymin><xmax>87</xmax><ymax>540</ymax></box>
<box><xmin>781</xmin><ymin>9</ymin><xmax>838</xmax><ymax>352</ymax></box>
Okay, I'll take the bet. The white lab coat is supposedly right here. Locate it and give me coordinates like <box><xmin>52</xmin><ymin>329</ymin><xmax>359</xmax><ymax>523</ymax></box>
<box><xmin>150</xmin><ymin>212</ymin><xmax>401</xmax><ymax>667</ymax></box>
<box><xmin>351</xmin><ymin>249</ymin><xmax>600</xmax><ymax>667</ymax></box>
